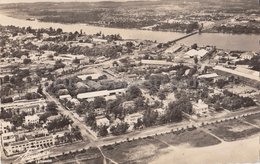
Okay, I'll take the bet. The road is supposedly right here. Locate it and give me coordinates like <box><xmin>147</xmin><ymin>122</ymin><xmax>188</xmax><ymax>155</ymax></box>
<box><xmin>43</xmin><ymin>90</ymin><xmax>97</xmax><ymax>142</ymax></box>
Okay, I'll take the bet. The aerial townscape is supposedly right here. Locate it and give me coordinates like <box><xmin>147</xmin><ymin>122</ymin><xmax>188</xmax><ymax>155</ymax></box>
<box><xmin>0</xmin><ymin>0</ymin><xmax>260</xmax><ymax>164</ymax></box>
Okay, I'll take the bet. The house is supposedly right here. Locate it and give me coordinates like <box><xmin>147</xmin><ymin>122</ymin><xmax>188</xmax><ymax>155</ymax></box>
<box><xmin>70</xmin><ymin>98</ymin><xmax>80</xmax><ymax>106</ymax></box>
<box><xmin>46</xmin><ymin>115</ymin><xmax>62</xmax><ymax>124</ymax></box>
<box><xmin>94</xmin><ymin>108</ymin><xmax>106</xmax><ymax>116</ymax></box>
<box><xmin>198</xmin><ymin>73</ymin><xmax>219</xmax><ymax>80</ymax></box>
<box><xmin>92</xmin><ymin>38</ymin><xmax>108</xmax><ymax>44</ymax></box>
<box><xmin>154</xmin><ymin>108</ymin><xmax>166</xmax><ymax>116</ymax></box>
<box><xmin>124</xmin><ymin>113</ymin><xmax>143</xmax><ymax>125</ymax></box>
<box><xmin>59</xmin><ymin>94</ymin><xmax>72</xmax><ymax>100</ymax></box>
<box><xmin>24</xmin><ymin>115</ymin><xmax>39</xmax><ymax>125</ymax></box>
<box><xmin>96</xmin><ymin>116</ymin><xmax>110</xmax><ymax>126</ymax></box>
<box><xmin>240</xmin><ymin>51</ymin><xmax>256</xmax><ymax>60</ymax></box>
<box><xmin>192</xmin><ymin>99</ymin><xmax>209</xmax><ymax>115</ymax></box>
<box><xmin>122</xmin><ymin>101</ymin><xmax>135</xmax><ymax>109</ymax></box>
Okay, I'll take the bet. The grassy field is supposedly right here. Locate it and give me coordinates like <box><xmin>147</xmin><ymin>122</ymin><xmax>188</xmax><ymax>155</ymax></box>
<box><xmin>202</xmin><ymin>119</ymin><xmax>260</xmax><ymax>142</ymax></box>
<box><xmin>155</xmin><ymin>129</ymin><xmax>222</xmax><ymax>148</ymax></box>
<box><xmin>101</xmin><ymin>137</ymin><xmax>169</xmax><ymax>164</ymax></box>
<box><xmin>52</xmin><ymin>147</ymin><xmax>103</xmax><ymax>164</ymax></box>
<box><xmin>243</xmin><ymin>113</ymin><xmax>260</xmax><ymax>126</ymax></box>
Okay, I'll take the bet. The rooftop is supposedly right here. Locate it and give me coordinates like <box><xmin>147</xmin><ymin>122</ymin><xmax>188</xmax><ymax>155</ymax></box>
<box><xmin>214</xmin><ymin>66</ymin><xmax>260</xmax><ymax>82</ymax></box>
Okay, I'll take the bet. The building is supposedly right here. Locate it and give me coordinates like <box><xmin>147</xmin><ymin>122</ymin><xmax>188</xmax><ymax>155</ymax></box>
<box><xmin>214</xmin><ymin>66</ymin><xmax>260</xmax><ymax>88</ymax></box>
<box><xmin>94</xmin><ymin>108</ymin><xmax>106</xmax><ymax>116</ymax></box>
<box><xmin>154</xmin><ymin>108</ymin><xmax>166</xmax><ymax>116</ymax></box>
<box><xmin>165</xmin><ymin>44</ymin><xmax>182</xmax><ymax>53</ymax></box>
<box><xmin>141</xmin><ymin>60</ymin><xmax>177</xmax><ymax>66</ymax></box>
<box><xmin>1</xmin><ymin>120</ymin><xmax>13</xmax><ymax>134</ymax></box>
<box><xmin>59</xmin><ymin>94</ymin><xmax>72</xmax><ymax>100</ymax></box>
<box><xmin>240</xmin><ymin>51</ymin><xmax>256</xmax><ymax>60</ymax></box>
<box><xmin>122</xmin><ymin>101</ymin><xmax>135</xmax><ymax>109</ymax></box>
<box><xmin>24</xmin><ymin>115</ymin><xmax>40</xmax><ymax>125</ymax></box>
<box><xmin>192</xmin><ymin>99</ymin><xmax>209</xmax><ymax>115</ymax></box>
<box><xmin>1</xmin><ymin>132</ymin><xmax>16</xmax><ymax>147</ymax></box>
<box><xmin>198</xmin><ymin>73</ymin><xmax>219</xmax><ymax>80</ymax></box>
<box><xmin>1</xmin><ymin>98</ymin><xmax>47</xmax><ymax>114</ymax></box>
<box><xmin>124</xmin><ymin>113</ymin><xmax>143</xmax><ymax>125</ymax></box>
<box><xmin>77</xmin><ymin>90</ymin><xmax>110</xmax><ymax>99</ymax></box>
<box><xmin>77</xmin><ymin>88</ymin><xmax>128</xmax><ymax>99</ymax></box>
<box><xmin>185</xmin><ymin>49</ymin><xmax>208</xmax><ymax>59</ymax></box>
<box><xmin>5</xmin><ymin>135</ymin><xmax>54</xmax><ymax>156</ymax></box>
<box><xmin>92</xmin><ymin>38</ymin><xmax>108</xmax><ymax>44</ymax></box>
<box><xmin>96</xmin><ymin>116</ymin><xmax>110</xmax><ymax>126</ymax></box>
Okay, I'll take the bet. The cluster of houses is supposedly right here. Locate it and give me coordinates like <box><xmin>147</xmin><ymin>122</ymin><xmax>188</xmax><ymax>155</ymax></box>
<box><xmin>1</xmin><ymin>112</ymin><xmax>72</xmax><ymax>156</ymax></box>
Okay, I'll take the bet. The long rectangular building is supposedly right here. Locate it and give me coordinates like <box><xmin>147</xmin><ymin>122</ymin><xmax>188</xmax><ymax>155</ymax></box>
<box><xmin>214</xmin><ymin>66</ymin><xmax>260</xmax><ymax>88</ymax></box>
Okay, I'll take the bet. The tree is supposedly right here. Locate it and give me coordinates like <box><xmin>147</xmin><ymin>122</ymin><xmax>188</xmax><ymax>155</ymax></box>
<box><xmin>4</xmin><ymin>75</ymin><xmax>9</xmax><ymax>83</ymax></box>
<box><xmin>23</xmin><ymin>59</ymin><xmax>31</xmax><ymax>64</ymax></box>
<box><xmin>191</xmin><ymin>43</ymin><xmax>198</xmax><ymax>49</ymax></box>
<box><xmin>46</xmin><ymin>101</ymin><xmax>58</xmax><ymax>114</ymax></box>
<box><xmin>93</xmin><ymin>97</ymin><xmax>106</xmax><ymax>109</ymax></box>
<box><xmin>194</xmin><ymin>56</ymin><xmax>198</xmax><ymax>64</ymax></box>
<box><xmin>44</xmin><ymin>82</ymin><xmax>49</xmax><ymax>87</ymax></box>
<box><xmin>37</xmin><ymin>84</ymin><xmax>43</xmax><ymax>94</ymax></box>
<box><xmin>127</xmin><ymin>85</ymin><xmax>142</xmax><ymax>100</ymax></box>
<box><xmin>143</xmin><ymin>108</ymin><xmax>158</xmax><ymax>127</ymax></box>
<box><xmin>98</xmin><ymin>125</ymin><xmax>109</xmax><ymax>137</ymax></box>
<box><xmin>72</xmin><ymin>57</ymin><xmax>80</xmax><ymax>64</ymax></box>
<box><xmin>166</xmin><ymin>102</ymin><xmax>183</xmax><ymax>123</ymax></box>
<box><xmin>10</xmin><ymin>77</ymin><xmax>15</xmax><ymax>84</ymax></box>
<box><xmin>57</xmin><ymin>28</ymin><xmax>63</xmax><ymax>34</ymax></box>
<box><xmin>133</xmin><ymin>118</ymin><xmax>143</xmax><ymax>129</ymax></box>
<box><xmin>26</xmin><ymin>76</ymin><xmax>32</xmax><ymax>83</ymax></box>
<box><xmin>157</xmin><ymin>92</ymin><xmax>166</xmax><ymax>106</ymax></box>
<box><xmin>110</xmin><ymin>122</ymin><xmax>129</xmax><ymax>135</ymax></box>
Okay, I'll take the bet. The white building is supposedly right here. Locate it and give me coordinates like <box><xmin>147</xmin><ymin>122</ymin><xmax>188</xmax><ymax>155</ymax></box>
<box><xmin>24</xmin><ymin>115</ymin><xmax>39</xmax><ymax>125</ymax></box>
<box><xmin>124</xmin><ymin>113</ymin><xmax>143</xmax><ymax>125</ymax></box>
<box><xmin>240</xmin><ymin>51</ymin><xmax>256</xmax><ymax>60</ymax></box>
<box><xmin>96</xmin><ymin>116</ymin><xmax>110</xmax><ymax>126</ymax></box>
<box><xmin>192</xmin><ymin>99</ymin><xmax>209</xmax><ymax>115</ymax></box>
<box><xmin>0</xmin><ymin>120</ymin><xmax>13</xmax><ymax>134</ymax></box>
<box><xmin>154</xmin><ymin>108</ymin><xmax>166</xmax><ymax>116</ymax></box>
<box><xmin>1</xmin><ymin>132</ymin><xmax>16</xmax><ymax>146</ymax></box>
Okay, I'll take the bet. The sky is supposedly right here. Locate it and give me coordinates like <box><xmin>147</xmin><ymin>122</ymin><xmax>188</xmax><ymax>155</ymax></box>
<box><xmin>0</xmin><ymin>0</ymin><xmax>156</xmax><ymax>4</ymax></box>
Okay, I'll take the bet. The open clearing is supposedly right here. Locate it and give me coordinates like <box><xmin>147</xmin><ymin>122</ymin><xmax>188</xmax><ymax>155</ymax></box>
<box><xmin>243</xmin><ymin>113</ymin><xmax>260</xmax><ymax>126</ymax></box>
<box><xmin>101</xmin><ymin>138</ymin><xmax>169</xmax><ymax>164</ymax></box>
<box><xmin>202</xmin><ymin>119</ymin><xmax>260</xmax><ymax>141</ymax></box>
<box><xmin>154</xmin><ymin>129</ymin><xmax>221</xmax><ymax>148</ymax></box>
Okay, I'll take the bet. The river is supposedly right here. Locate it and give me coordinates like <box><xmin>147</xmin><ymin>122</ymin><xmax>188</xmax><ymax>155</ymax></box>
<box><xmin>0</xmin><ymin>14</ymin><xmax>259</xmax><ymax>52</ymax></box>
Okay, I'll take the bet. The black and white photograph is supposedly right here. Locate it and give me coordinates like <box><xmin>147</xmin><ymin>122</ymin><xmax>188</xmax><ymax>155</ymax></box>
<box><xmin>0</xmin><ymin>0</ymin><xmax>260</xmax><ymax>163</ymax></box>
